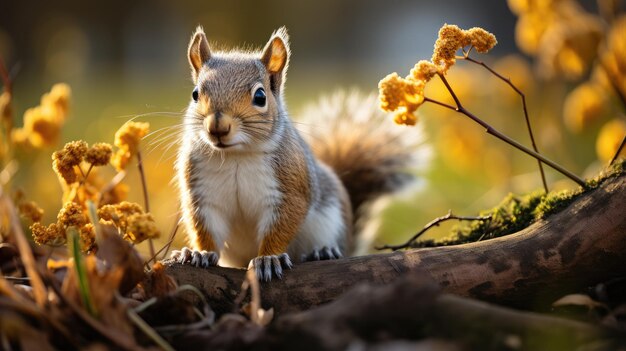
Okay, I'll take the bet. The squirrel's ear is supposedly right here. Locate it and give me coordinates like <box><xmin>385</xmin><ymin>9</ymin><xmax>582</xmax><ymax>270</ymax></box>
<box><xmin>188</xmin><ymin>26</ymin><xmax>211</xmax><ymax>82</ymax></box>
<box><xmin>261</xmin><ymin>27</ymin><xmax>290</xmax><ymax>93</ymax></box>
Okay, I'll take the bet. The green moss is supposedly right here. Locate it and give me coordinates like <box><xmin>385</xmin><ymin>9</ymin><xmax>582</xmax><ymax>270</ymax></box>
<box><xmin>533</xmin><ymin>190</ymin><xmax>575</xmax><ymax>220</ymax></box>
<box><xmin>411</xmin><ymin>160</ymin><xmax>625</xmax><ymax>248</ymax></box>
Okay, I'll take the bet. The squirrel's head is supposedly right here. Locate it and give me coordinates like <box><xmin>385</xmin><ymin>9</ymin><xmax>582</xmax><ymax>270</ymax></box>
<box><xmin>185</xmin><ymin>26</ymin><xmax>290</xmax><ymax>152</ymax></box>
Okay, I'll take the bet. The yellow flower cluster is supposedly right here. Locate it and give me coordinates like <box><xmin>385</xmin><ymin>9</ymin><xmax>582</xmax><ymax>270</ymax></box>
<box><xmin>61</xmin><ymin>167</ymin><xmax>128</xmax><ymax>211</ymax></box>
<box><xmin>11</xmin><ymin>83</ymin><xmax>71</xmax><ymax>148</ymax></box>
<box><xmin>79</xmin><ymin>223</ymin><xmax>96</xmax><ymax>252</ymax></box>
<box><xmin>33</xmin><ymin>154</ymin><xmax>130</xmax><ymax>252</ymax></box>
<box><xmin>52</xmin><ymin>140</ymin><xmax>113</xmax><ymax>184</ymax></box>
<box><xmin>98</xmin><ymin>201</ymin><xmax>160</xmax><ymax>244</ymax></box>
<box><xmin>50</xmin><ymin>140</ymin><xmax>125</xmax><ymax>221</ymax></box>
<box><xmin>509</xmin><ymin>0</ymin><xmax>603</xmax><ymax>80</ymax></box>
<box><xmin>98</xmin><ymin>201</ymin><xmax>143</xmax><ymax>222</ymax></box>
<box><xmin>601</xmin><ymin>16</ymin><xmax>626</xmax><ymax>101</ymax></box>
<box><xmin>18</xmin><ymin>201</ymin><xmax>44</xmax><ymax>223</ymax></box>
<box><xmin>126</xmin><ymin>213</ymin><xmax>160</xmax><ymax>244</ymax></box>
<box><xmin>85</xmin><ymin>143</ymin><xmax>113</xmax><ymax>166</ymax></box>
<box><xmin>58</xmin><ymin>202</ymin><xmax>88</xmax><ymax>228</ymax></box>
<box><xmin>563</xmin><ymin>83</ymin><xmax>606</xmax><ymax>133</ymax></box>
<box><xmin>596</xmin><ymin>119</ymin><xmax>626</xmax><ymax>163</ymax></box>
<box><xmin>18</xmin><ymin>93</ymin><xmax>155</xmax><ymax>253</ymax></box>
<box><xmin>378</xmin><ymin>73</ymin><xmax>425</xmax><ymax>125</ymax></box>
<box><xmin>53</xmin><ymin>140</ymin><xmax>87</xmax><ymax>184</ymax></box>
<box><xmin>31</xmin><ymin>222</ymin><xmax>64</xmax><ymax>246</ymax></box>
<box><xmin>30</xmin><ymin>202</ymin><xmax>96</xmax><ymax>252</ymax></box>
<box><xmin>111</xmin><ymin>122</ymin><xmax>149</xmax><ymax>171</ymax></box>
<box><xmin>432</xmin><ymin>24</ymin><xmax>497</xmax><ymax>72</ymax></box>
<box><xmin>410</xmin><ymin>60</ymin><xmax>439</xmax><ymax>82</ymax></box>
<box><xmin>379</xmin><ymin>24</ymin><xmax>496</xmax><ymax>125</ymax></box>
<box><xmin>432</xmin><ymin>25</ymin><xmax>468</xmax><ymax>72</ymax></box>
<box><xmin>14</xmin><ymin>190</ymin><xmax>44</xmax><ymax>223</ymax></box>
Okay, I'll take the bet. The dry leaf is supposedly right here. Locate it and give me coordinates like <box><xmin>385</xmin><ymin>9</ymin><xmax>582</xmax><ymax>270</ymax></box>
<box><xmin>552</xmin><ymin>294</ymin><xmax>607</xmax><ymax>310</ymax></box>
<box><xmin>17</xmin><ymin>324</ymin><xmax>57</xmax><ymax>351</ymax></box>
<box><xmin>96</xmin><ymin>223</ymin><xmax>144</xmax><ymax>294</ymax></box>
<box><xmin>256</xmin><ymin>307</ymin><xmax>274</xmax><ymax>327</ymax></box>
<box><xmin>140</xmin><ymin>261</ymin><xmax>177</xmax><ymax>298</ymax></box>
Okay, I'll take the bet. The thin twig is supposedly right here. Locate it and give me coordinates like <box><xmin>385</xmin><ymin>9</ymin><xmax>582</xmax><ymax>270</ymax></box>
<box><xmin>144</xmin><ymin>215</ymin><xmax>179</xmax><ymax>265</ymax></box>
<box><xmin>247</xmin><ymin>269</ymin><xmax>262</xmax><ymax>325</ymax></box>
<box><xmin>462</xmin><ymin>55</ymin><xmax>548</xmax><ymax>193</ymax></box>
<box><xmin>79</xmin><ymin>164</ymin><xmax>94</xmax><ymax>186</ymax></box>
<box><xmin>145</xmin><ymin>237</ymin><xmax>172</xmax><ymax>266</ymax></box>
<box><xmin>77</xmin><ymin>165</ymin><xmax>87</xmax><ymax>179</ymax></box>
<box><xmin>433</xmin><ymin>73</ymin><xmax>586</xmax><ymax>187</ymax></box>
<box><xmin>2</xmin><ymin>276</ymin><xmax>30</xmax><ymax>284</ymax></box>
<box><xmin>136</xmin><ymin>151</ymin><xmax>150</xmax><ymax>213</ymax></box>
<box><xmin>438</xmin><ymin>72</ymin><xmax>462</xmax><ymax>108</ymax></box>
<box><xmin>423</xmin><ymin>97</ymin><xmax>456</xmax><ymax>110</ymax></box>
<box><xmin>99</xmin><ymin>170</ymin><xmax>127</xmax><ymax>206</ymax></box>
<box><xmin>160</xmin><ymin>212</ymin><xmax>181</xmax><ymax>260</ymax></box>
<box><xmin>233</xmin><ymin>278</ymin><xmax>251</xmax><ymax>313</ymax></box>
<box><xmin>376</xmin><ymin>210</ymin><xmax>492</xmax><ymax>251</ymax></box>
<box><xmin>609</xmin><ymin>134</ymin><xmax>626</xmax><ymax>166</ymax></box>
<box><xmin>124</xmin><ymin>295</ymin><xmax>176</xmax><ymax>351</ymax></box>
<box><xmin>136</xmin><ymin>150</ymin><xmax>155</xmax><ymax>260</ymax></box>
<box><xmin>0</xmin><ymin>56</ymin><xmax>12</xmax><ymax>94</ymax></box>
<box><xmin>84</xmin><ymin>164</ymin><xmax>94</xmax><ymax>179</ymax></box>
<box><xmin>0</xmin><ymin>56</ymin><xmax>14</xmax><ymax>150</ymax></box>
<box><xmin>0</xmin><ymin>191</ymin><xmax>47</xmax><ymax>306</ymax></box>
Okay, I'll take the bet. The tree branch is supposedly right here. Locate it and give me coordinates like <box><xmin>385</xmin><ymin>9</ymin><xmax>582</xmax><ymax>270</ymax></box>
<box><xmin>462</xmin><ymin>55</ymin><xmax>549</xmax><ymax>192</ymax></box>
<box><xmin>375</xmin><ymin>210</ymin><xmax>491</xmax><ymax>251</ymax></box>
<box><xmin>164</xmin><ymin>173</ymin><xmax>626</xmax><ymax>314</ymax></box>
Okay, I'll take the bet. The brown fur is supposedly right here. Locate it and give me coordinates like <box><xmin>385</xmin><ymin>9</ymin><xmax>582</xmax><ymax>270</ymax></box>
<box><xmin>179</xmin><ymin>27</ymin><xmax>420</xmax><ymax>267</ymax></box>
<box><xmin>260</xmin><ymin>129</ymin><xmax>311</xmax><ymax>255</ymax></box>
<box><xmin>300</xmin><ymin>91</ymin><xmax>422</xmax><ymax>230</ymax></box>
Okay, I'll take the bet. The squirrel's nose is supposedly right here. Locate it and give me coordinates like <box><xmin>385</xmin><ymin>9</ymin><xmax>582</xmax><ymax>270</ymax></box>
<box><xmin>207</xmin><ymin>114</ymin><xmax>231</xmax><ymax>138</ymax></box>
<box><xmin>209</xmin><ymin>123</ymin><xmax>230</xmax><ymax>138</ymax></box>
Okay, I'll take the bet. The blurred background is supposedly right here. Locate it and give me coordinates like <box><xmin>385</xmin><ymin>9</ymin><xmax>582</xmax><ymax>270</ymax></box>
<box><xmin>0</xmin><ymin>0</ymin><xmax>623</xmax><ymax>255</ymax></box>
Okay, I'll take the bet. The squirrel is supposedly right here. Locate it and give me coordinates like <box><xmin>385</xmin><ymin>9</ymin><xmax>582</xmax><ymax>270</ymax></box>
<box><xmin>171</xmin><ymin>26</ymin><xmax>422</xmax><ymax>281</ymax></box>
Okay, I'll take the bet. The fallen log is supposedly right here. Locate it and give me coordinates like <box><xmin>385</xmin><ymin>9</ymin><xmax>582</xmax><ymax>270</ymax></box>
<box><xmin>164</xmin><ymin>172</ymin><xmax>626</xmax><ymax>314</ymax></box>
<box><xmin>172</xmin><ymin>276</ymin><xmax>616</xmax><ymax>351</ymax></box>
<box><xmin>267</xmin><ymin>276</ymin><xmax>613</xmax><ymax>351</ymax></box>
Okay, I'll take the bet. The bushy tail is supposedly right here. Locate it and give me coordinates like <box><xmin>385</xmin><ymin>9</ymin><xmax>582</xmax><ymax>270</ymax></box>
<box><xmin>299</xmin><ymin>90</ymin><xmax>429</xmax><ymax>228</ymax></box>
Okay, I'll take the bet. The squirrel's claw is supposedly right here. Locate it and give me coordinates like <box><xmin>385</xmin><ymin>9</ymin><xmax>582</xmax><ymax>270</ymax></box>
<box><xmin>170</xmin><ymin>247</ymin><xmax>219</xmax><ymax>268</ymax></box>
<box><xmin>301</xmin><ymin>246</ymin><xmax>343</xmax><ymax>262</ymax></box>
<box><xmin>249</xmin><ymin>253</ymin><xmax>292</xmax><ymax>282</ymax></box>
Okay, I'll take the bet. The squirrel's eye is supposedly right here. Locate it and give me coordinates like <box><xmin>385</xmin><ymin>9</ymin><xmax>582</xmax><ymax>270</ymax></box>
<box><xmin>192</xmin><ymin>87</ymin><xmax>199</xmax><ymax>102</ymax></box>
<box><xmin>252</xmin><ymin>87</ymin><xmax>266</xmax><ymax>107</ymax></box>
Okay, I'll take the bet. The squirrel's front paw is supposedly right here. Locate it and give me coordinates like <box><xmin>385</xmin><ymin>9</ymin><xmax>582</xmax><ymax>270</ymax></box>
<box><xmin>248</xmin><ymin>253</ymin><xmax>293</xmax><ymax>282</ymax></box>
<box><xmin>170</xmin><ymin>247</ymin><xmax>219</xmax><ymax>268</ymax></box>
<box><xmin>301</xmin><ymin>246</ymin><xmax>342</xmax><ymax>262</ymax></box>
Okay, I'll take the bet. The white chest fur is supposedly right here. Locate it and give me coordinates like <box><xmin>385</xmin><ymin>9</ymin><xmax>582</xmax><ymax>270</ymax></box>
<box><xmin>187</xmin><ymin>151</ymin><xmax>282</xmax><ymax>265</ymax></box>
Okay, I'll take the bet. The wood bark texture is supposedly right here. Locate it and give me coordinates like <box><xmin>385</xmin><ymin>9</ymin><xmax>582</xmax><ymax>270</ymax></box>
<box><xmin>164</xmin><ymin>173</ymin><xmax>626</xmax><ymax>314</ymax></box>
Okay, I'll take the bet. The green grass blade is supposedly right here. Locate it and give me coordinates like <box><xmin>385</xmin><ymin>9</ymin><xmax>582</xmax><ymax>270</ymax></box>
<box><xmin>67</xmin><ymin>226</ymin><xmax>97</xmax><ymax>317</ymax></box>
